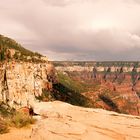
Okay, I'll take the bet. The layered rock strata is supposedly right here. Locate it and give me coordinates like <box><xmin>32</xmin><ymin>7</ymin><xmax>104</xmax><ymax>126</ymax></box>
<box><xmin>0</xmin><ymin>61</ymin><xmax>56</xmax><ymax>108</ymax></box>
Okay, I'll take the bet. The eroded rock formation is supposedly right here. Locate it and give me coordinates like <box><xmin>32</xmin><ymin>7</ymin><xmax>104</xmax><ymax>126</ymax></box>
<box><xmin>0</xmin><ymin>61</ymin><xmax>56</xmax><ymax>109</ymax></box>
<box><xmin>55</xmin><ymin>63</ymin><xmax>140</xmax><ymax>116</ymax></box>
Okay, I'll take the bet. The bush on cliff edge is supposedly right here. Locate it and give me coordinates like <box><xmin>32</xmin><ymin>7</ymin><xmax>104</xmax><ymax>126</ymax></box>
<box><xmin>8</xmin><ymin>112</ymin><xmax>36</xmax><ymax>128</ymax></box>
<box><xmin>0</xmin><ymin>119</ymin><xmax>9</xmax><ymax>134</ymax></box>
<box><xmin>0</xmin><ymin>101</ymin><xmax>36</xmax><ymax>134</ymax></box>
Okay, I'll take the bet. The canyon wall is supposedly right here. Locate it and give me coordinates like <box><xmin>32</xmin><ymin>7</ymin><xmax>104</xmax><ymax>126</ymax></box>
<box><xmin>56</xmin><ymin>65</ymin><xmax>140</xmax><ymax>73</ymax></box>
<box><xmin>0</xmin><ymin>61</ymin><xmax>56</xmax><ymax>109</ymax></box>
<box><xmin>55</xmin><ymin>63</ymin><xmax>140</xmax><ymax>116</ymax></box>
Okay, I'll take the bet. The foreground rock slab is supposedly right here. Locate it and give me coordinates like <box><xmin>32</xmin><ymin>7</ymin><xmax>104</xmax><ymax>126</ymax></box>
<box><xmin>31</xmin><ymin>101</ymin><xmax>140</xmax><ymax>140</ymax></box>
<box><xmin>1</xmin><ymin>101</ymin><xmax>140</xmax><ymax>140</ymax></box>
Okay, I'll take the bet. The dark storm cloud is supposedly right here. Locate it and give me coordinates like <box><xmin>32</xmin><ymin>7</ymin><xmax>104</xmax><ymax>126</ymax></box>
<box><xmin>0</xmin><ymin>0</ymin><xmax>140</xmax><ymax>60</ymax></box>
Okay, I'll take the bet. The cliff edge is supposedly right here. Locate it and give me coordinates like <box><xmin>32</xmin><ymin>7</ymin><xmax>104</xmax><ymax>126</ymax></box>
<box><xmin>30</xmin><ymin>101</ymin><xmax>140</xmax><ymax>140</ymax></box>
<box><xmin>1</xmin><ymin>101</ymin><xmax>140</xmax><ymax>140</ymax></box>
<box><xmin>0</xmin><ymin>35</ymin><xmax>56</xmax><ymax>109</ymax></box>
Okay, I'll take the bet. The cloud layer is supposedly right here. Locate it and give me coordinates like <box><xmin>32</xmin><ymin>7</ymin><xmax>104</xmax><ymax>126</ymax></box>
<box><xmin>0</xmin><ymin>0</ymin><xmax>140</xmax><ymax>60</ymax></box>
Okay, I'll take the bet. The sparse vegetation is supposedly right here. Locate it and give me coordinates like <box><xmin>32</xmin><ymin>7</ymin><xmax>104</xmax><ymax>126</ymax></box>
<box><xmin>8</xmin><ymin>112</ymin><xmax>36</xmax><ymax>128</ymax></box>
<box><xmin>0</xmin><ymin>119</ymin><xmax>9</xmax><ymax>134</ymax></box>
<box><xmin>57</xmin><ymin>72</ymin><xmax>87</xmax><ymax>93</ymax></box>
<box><xmin>53</xmin><ymin>83</ymin><xmax>93</xmax><ymax>107</ymax></box>
<box><xmin>0</xmin><ymin>101</ymin><xmax>36</xmax><ymax>134</ymax></box>
<box><xmin>0</xmin><ymin>34</ymin><xmax>44</xmax><ymax>62</ymax></box>
<box><xmin>0</xmin><ymin>101</ymin><xmax>14</xmax><ymax>117</ymax></box>
<box><xmin>52</xmin><ymin>72</ymin><xmax>94</xmax><ymax>107</ymax></box>
<box><xmin>36</xmin><ymin>89</ymin><xmax>55</xmax><ymax>101</ymax></box>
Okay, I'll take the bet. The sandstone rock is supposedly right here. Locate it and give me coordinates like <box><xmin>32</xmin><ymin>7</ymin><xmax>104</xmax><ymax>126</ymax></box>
<box><xmin>31</xmin><ymin>101</ymin><xmax>140</xmax><ymax>140</ymax></box>
<box><xmin>0</xmin><ymin>62</ymin><xmax>56</xmax><ymax>109</ymax></box>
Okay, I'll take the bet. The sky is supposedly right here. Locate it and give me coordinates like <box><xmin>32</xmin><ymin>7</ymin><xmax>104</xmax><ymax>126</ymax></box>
<box><xmin>1</xmin><ymin>0</ymin><xmax>140</xmax><ymax>61</ymax></box>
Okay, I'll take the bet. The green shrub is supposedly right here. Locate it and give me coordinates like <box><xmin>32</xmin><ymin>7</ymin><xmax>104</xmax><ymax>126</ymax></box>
<box><xmin>53</xmin><ymin>72</ymin><xmax>94</xmax><ymax>107</ymax></box>
<box><xmin>0</xmin><ymin>101</ymin><xmax>15</xmax><ymax>117</ymax></box>
<box><xmin>0</xmin><ymin>34</ymin><xmax>43</xmax><ymax>62</ymax></box>
<box><xmin>8</xmin><ymin>112</ymin><xmax>36</xmax><ymax>128</ymax></box>
<box><xmin>0</xmin><ymin>119</ymin><xmax>9</xmax><ymax>134</ymax></box>
<box><xmin>0</xmin><ymin>101</ymin><xmax>36</xmax><ymax>131</ymax></box>
<box><xmin>57</xmin><ymin>72</ymin><xmax>87</xmax><ymax>93</ymax></box>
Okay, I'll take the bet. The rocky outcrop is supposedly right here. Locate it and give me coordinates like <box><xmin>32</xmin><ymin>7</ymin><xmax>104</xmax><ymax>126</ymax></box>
<box><xmin>1</xmin><ymin>101</ymin><xmax>140</xmax><ymax>140</ymax></box>
<box><xmin>30</xmin><ymin>101</ymin><xmax>140</xmax><ymax>140</ymax></box>
<box><xmin>0</xmin><ymin>61</ymin><xmax>56</xmax><ymax>109</ymax></box>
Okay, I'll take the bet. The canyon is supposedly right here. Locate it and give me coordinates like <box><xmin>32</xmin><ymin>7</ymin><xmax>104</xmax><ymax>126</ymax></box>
<box><xmin>1</xmin><ymin>35</ymin><xmax>140</xmax><ymax>140</ymax></box>
<box><xmin>54</xmin><ymin>61</ymin><xmax>140</xmax><ymax>116</ymax></box>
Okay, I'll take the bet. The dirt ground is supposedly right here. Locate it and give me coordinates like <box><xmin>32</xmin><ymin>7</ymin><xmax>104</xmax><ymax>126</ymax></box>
<box><xmin>0</xmin><ymin>126</ymin><xmax>33</xmax><ymax>140</ymax></box>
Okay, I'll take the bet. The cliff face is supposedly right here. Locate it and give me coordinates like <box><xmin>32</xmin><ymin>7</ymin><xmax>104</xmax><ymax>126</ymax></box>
<box><xmin>0</xmin><ymin>62</ymin><xmax>56</xmax><ymax>109</ymax></box>
<box><xmin>55</xmin><ymin>65</ymin><xmax>140</xmax><ymax>73</ymax></box>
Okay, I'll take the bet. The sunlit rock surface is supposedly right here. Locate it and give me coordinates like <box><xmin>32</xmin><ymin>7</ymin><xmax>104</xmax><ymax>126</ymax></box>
<box><xmin>0</xmin><ymin>62</ymin><xmax>56</xmax><ymax>109</ymax></box>
<box><xmin>31</xmin><ymin>101</ymin><xmax>140</xmax><ymax>140</ymax></box>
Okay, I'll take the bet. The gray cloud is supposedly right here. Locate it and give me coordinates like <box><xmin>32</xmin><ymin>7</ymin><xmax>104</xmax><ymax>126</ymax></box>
<box><xmin>0</xmin><ymin>0</ymin><xmax>140</xmax><ymax>60</ymax></box>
